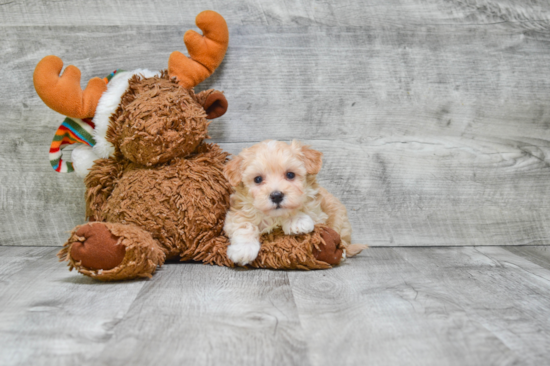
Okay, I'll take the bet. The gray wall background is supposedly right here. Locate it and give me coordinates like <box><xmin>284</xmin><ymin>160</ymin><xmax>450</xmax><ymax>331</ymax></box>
<box><xmin>1</xmin><ymin>0</ymin><xmax>549</xmax><ymax>247</ymax></box>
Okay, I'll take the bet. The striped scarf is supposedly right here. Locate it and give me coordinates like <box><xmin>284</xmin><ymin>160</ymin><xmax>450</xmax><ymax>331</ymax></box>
<box><xmin>49</xmin><ymin>70</ymin><xmax>119</xmax><ymax>173</ymax></box>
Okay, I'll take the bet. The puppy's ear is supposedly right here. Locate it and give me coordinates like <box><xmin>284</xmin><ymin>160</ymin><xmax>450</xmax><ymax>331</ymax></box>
<box><xmin>224</xmin><ymin>155</ymin><xmax>244</xmax><ymax>186</ymax></box>
<box><xmin>297</xmin><ymin>142</ymin><xmax>323</xmax><ymax>175</ymax></box>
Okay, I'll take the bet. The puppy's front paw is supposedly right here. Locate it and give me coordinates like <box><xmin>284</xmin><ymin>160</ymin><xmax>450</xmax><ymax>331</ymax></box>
<box><xmin>282</xmin><ymin>213</ymin><xmax>315</xmax><ymax>235</ymax></box>
<box><xmin>227</xmin><ymin>239</ymin><xmax>261</xmax><ymax>266</ymax></box>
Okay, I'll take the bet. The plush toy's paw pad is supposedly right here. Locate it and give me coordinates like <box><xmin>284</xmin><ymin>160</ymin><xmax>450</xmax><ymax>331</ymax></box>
<box><xmin>282</xmin><ymin>213</ymin><xmax>315</xmax><ymax>235</ymax></box>
<box><xmin>227</xmin><ymin>240</ymin><xmax>261</xmax><ymax>266</ymax></box>
<box><xmin>313</xmin><ymin>227</ymin><xmax>344</xmax><ymax>265</ymax></box>
<box><xmin>70</xmin><ymin>223</ymin><xmax>126</xmax><ymax>270</ymax></box>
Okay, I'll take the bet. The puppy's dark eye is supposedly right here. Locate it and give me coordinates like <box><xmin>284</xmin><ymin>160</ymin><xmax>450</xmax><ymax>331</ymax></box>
<box><xmin>286</xmin><ymin>172</ymin><xmax>295</xmax><ymax>180</ymax></box>
<box><xmin>254</xmin><ymin>176</ymin><xmax>263</xmax><ymax>184</ymax></box>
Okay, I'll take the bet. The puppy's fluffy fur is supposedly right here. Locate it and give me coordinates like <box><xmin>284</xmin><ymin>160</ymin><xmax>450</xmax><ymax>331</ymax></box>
<box><xmin>223</xmin><ymin>140</ymin><xmax>366</xmax><ymax>265</ymax></box>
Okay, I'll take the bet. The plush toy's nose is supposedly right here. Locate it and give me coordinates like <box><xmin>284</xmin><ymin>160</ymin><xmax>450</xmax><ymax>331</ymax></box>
<box><xmin>270</xmin><ymin>191</ymin><xmax>284</xmax><ymax>204</ymax></box>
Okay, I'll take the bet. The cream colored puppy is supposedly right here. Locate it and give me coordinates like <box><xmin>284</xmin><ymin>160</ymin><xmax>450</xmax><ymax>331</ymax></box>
<box><xmin>223</xmin><ymin>140</ymin><xmax>366</xmax><ymax>265</ymax></box>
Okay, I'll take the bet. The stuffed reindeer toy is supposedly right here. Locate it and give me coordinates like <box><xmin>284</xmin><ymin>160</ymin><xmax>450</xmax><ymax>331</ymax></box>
<box><xmin>34</xmin><ymin>11</ymin><xmax>344</xmax><ymax>280</ymax></box>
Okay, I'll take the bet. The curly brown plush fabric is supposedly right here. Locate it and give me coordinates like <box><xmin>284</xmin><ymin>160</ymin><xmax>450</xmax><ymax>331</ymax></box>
<box><xmin>108</xmin><ymin>72</ymin><xmax>211</xmax><ymax>166</ymax></box>
<box><xmin>97</xmin><ymin>143</ymin><xmax>232</xmax><ymax>260</ymax></box>
<box><xmin>251</xmin><ymin>225</ymin><xmax>338</xmax><ymax>270</ymax></box>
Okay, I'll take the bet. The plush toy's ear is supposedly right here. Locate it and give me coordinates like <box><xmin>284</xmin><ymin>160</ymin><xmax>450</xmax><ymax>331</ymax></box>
<box><xmin>203</xmin><ymin>91</ymin><xmax>228</xmax><ymax>119</ymax></box>
<box><xmin>293</xmin><ymin>140</ymin><xmax>323</xmax><ymax>175</ymax></box>
<box><xmin>196</xmin><ymin>90</ymin><xmax>228</xmax><ymax>119</ymax></box>
<box><xmin>224</xmin><ymin>155</ymin><xmax>243</xmax><ymax>186</ymax></box>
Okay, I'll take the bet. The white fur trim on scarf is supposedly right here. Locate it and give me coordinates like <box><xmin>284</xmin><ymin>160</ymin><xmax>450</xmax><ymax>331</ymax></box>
<box><xmin>71</xmin><ymin>144</ymin><xmax>99</xmax><ymax>177</ymax></box>
<box><xmin>92</xmin><ymin>69</ymin><xmax>160</xmax><ymax>159</ymax></box>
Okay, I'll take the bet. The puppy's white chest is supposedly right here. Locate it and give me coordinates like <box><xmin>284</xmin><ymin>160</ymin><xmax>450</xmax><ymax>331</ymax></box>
<box><xmin>258</xmin><ymin>217</ymin><xmax>284</xmax><ymax>234</ymax></box>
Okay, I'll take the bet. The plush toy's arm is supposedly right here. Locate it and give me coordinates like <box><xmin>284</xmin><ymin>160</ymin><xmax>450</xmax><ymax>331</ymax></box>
<box><xmin>85</xmin><ymin>156</ymin><xmax>126</xmax><ymax>220</ymax></box>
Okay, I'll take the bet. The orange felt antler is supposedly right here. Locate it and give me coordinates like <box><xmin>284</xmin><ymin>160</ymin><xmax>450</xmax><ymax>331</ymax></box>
<box><xmin>168</xmin><ymin>10</ymin><xmax>229</xmax><ymax>88</ymax></box>
<box><xmin>33</xmin><ymin>55</ymin><xmax>107</xmax><ymax>118</ymax></box>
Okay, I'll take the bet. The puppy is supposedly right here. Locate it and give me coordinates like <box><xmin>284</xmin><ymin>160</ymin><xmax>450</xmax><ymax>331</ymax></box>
<box><xmin>223</xmin><ymin>140</ymin><xmax>366</xmax><ymax>265</ymax></box>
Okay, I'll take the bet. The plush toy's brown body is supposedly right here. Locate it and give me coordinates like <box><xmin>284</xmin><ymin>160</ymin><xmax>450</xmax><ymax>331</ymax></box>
<box><xmin>61</xmin><ymin>140</ymin><xmax>236</xmax><ymax>280</ymax></box>
<box><xmin>35</xmin><ymin>11</ymin><xmax>344</xmax><ymax>281</ymax></box>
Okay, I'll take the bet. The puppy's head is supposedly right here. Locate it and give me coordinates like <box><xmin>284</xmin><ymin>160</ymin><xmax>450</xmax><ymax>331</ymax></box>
<box><xmin>224</xmin><ymin>140</ymin><xmax>322</xmax><ymax>216</ymax></box>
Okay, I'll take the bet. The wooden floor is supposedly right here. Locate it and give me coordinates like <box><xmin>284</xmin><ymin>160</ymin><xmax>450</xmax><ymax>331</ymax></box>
<box><xmin>1</xmin><ymin>246</ymin><xmax>549</xmax><ymax>366</ymax></box>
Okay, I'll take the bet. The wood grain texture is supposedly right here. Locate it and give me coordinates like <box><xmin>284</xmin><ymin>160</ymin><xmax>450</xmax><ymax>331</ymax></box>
<box><xmin>503</xmin><ymin>245</ymin><xmax>550</xmax><ymax>271</ymax></box>
<box><xmin>89</xmin><ymin>264</ymin><xmax>309</xmax><ymax>366</ymax></box>
<box><xmin>1</xmin><ymin>0</ymin><xmax>550</xmax><ymax>27</ymax></box>
<box><xmin>398</xmin><ymin>246</ymin><xmax>550</xmax><ymax>365</ymax></box>
<box><xmin>288</xmin><ymin>246</ymin><xmax>550</xmax><ymax>366</ymax></box>
<box><xmin>1</xmin><ymin>0</ymin><xmax>550</xmax><ymax>246</ymax></box>
<box><xmin>0</xmin><ymin>247</ymin><xmax>148</xmax><ymax>366</ymax></box>
<box><xmin>1</xmin><ymin>245</ymin><xmax>550</xmax><ymax>365</ymax></box>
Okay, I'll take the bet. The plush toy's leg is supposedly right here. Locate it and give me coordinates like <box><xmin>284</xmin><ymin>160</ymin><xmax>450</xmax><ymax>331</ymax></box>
<box><xmin>58</xmin><ymin>222</ymin><xmax>166</xmax><ymax>281</ymax></box>
<box><xmin>250</xmin><ymin>224</ymin><xmax>344</xmax><ymax>270</ymax></box>
<box><xmin>313</xmin><ymin>227</ymin><xmax>345</xmax><ymax>265</ymax></box>
<box><xmin>195</xmin><ymin>225</ymin><xmax>344</xmax><ymax>270</ymax></box>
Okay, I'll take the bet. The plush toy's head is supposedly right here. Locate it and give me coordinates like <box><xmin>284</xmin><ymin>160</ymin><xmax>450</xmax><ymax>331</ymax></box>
<box><xmin>33</xmin><ymin>10</ymin><xmax>229</xmax><ymax>174</ymax></box>
<box><xmin>106</xmin><ymin>73</ymin><xmax>227</xmax><ymax>166</ymax></box>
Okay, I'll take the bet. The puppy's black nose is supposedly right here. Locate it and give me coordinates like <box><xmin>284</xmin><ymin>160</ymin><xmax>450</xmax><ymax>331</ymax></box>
<box><xmin>270</xmin><ymin>191</ymin><xmax>284</xmax><ymax>204</ymax></box>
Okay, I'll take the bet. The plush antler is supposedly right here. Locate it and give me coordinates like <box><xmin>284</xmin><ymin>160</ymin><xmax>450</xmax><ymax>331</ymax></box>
<box><xmin>168</xmin><ymin>10</ymin><xmax>229</xmax><ymax>89</ymax></box>
<box><xmin>33</xmin><ymin>55</ymin><xmax>107</xmax><ymax>118</ymax></box>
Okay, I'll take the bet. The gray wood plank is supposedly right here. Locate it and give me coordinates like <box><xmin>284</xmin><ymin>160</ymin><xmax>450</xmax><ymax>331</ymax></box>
<box><xmin>395</xmin><ymin>247</ymin><xmax>550</xmax><ymax>365</ymax></box>
<box><xmin>503</xmin><ymin>245</ymin><xmax>550</xmax><ymax>271</ymax></box>
<box><xmin>87</xmin><ymin>264</ymin><xmax>309</xmax><ymax>366</ymax></box>
<box><xmin>5</xmin><ymin>24</ymin><xmax>550</xmax><ymax>134</ymax></box>
<box><xmin>0</xmin><ymin>246</ymin><xmax>54</xmax><ymax>279</ymax></box>
<box><xmin>1</xmin><ymin>0</ymin><xmax>549</xmax><ymax>27</ymax></box>
<box><xmin>476</xmin><ymin>245</ymin><xmax>550</xmax><ymax>285</ymax></box>
<box><xmin>0</xmin><ymin>247</ymin><xmax>147</xmax><ymax>366</ymax></box>
<box><xmin>288</xmin><ymin>248</ymin><xmax>525</xmax><ymax>366</ymax></box>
